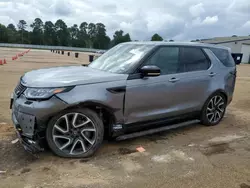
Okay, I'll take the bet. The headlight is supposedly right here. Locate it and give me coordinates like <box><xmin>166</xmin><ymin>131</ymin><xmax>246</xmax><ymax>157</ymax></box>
<box><xmin>24</xmin><ymin>87</ymin><xmax>73</xmax><ymax>99</ymax></box>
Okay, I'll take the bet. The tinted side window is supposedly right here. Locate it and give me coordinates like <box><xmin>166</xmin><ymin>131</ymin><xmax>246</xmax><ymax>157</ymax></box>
<box><xmin>145</xmin><ymin>47</ymin><xmax>179</xmax><ymax>75</ymax></box>
<box><xmin>180</xmin><ymin>47</ymin><xmax>210</xmax><ymax>72</ymax></box>
<box><xmin>210</xmin><ymin>48</ymin><xmax>235</xmax><ymax>67</ymax></box>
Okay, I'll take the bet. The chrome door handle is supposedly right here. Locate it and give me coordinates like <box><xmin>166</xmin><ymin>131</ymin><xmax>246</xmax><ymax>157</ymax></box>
<box><xmin>209</xmin><ymin>72</ymin><xmax>216</xmax><ymax>77</ymax></box>
<box><xmin>169</xmin><ymin>77</ymin><xmax>180</xmax><ymax>83</ymax></box>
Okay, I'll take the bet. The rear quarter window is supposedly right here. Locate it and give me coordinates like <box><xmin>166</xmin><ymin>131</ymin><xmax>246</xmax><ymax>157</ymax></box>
<box><xmin>210</xmin><ymin>48</ymin><xmax>235</xmax><ymax>67</ymax></box>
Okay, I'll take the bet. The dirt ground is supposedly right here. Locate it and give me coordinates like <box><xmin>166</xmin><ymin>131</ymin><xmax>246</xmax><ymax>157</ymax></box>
<box><xmin>0</xmin><ymin>48</ymin><xmax>249</xmax><ymax>188</ymax></box>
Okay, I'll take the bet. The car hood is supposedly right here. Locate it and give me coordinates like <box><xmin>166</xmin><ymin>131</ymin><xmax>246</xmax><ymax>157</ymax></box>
<box><xmin>21</xmin><ymin>66</ymin><xmax>128</xmax><ymax>87</ymax></box>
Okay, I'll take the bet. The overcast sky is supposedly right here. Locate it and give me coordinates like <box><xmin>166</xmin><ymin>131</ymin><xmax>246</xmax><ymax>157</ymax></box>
<box><xmin>0</xmin><ymin>0</ymin><xmax>249</xmax><ymax>41</ymax></box>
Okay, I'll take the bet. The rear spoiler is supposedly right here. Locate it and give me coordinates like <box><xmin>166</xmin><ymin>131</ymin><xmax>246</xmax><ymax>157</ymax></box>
<box><xmin>231</xmin><ymin>53</ymin><xmax>243</xmax><ymax>65</ymax></box>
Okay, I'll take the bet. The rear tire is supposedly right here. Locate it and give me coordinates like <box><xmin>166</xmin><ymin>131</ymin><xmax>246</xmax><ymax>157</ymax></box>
<box><xmin>46</xmin><ymin>108</ymin><xmax>104</xmax><ymax>158</ymax></box>
<box><xmin>201</xmin><ymin>93</ymin><xmax>227</xmax><ymax>126</ymax></box>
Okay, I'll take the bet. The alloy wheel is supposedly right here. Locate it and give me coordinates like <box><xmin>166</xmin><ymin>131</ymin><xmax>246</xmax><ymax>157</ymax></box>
<box><xmin>206</xmin><ymin>95</ymin><xmax>226</xmax><ymax>123</ymax></box>
<box><xmin>52</xmin><ymin>113</ymin><xmax>97</xmax><ymax>155</ymax></box>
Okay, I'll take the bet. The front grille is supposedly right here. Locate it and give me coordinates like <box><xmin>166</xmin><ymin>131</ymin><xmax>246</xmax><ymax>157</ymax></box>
<box><xmin>14</xmin><ymin>82</ymin><xmax>26</xmax><ymax>96</ymax></box>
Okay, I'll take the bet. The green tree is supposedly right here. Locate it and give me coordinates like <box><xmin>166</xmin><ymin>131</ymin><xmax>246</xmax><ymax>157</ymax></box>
<box><xmin>93</xmin><ymin>23</ymin><xmax>110</xmax><ymax>49</ymax></box>
<box><xmin>112</xmin><ymin>30</ymin><xmax>131</xmax><ymax>46</ymax></box>
<box><xmin>7</xmin><ymin>24</ymin><xmax>16</xmax><ymax>31</ymax></box>
<box><xmin>69</xmin><ymin>24</ymin><xmax>79</xmax><ymax>47</ymax></box>
<box><xmin>78</xmin><ymin>22</ymin><xmax>88</xmax><ymax>47</ymax></box>
<box><xmin>7</xmin><ymin>24</ymin><xmax>17</xmax><ymax>43</ymax></box>
<box><xmin>113</xmin><ymin>30</ymin><xmax>123</xmax><ymax>45</ymax></box>
<box><xmin>44</xmin><ymin>21</ymin><xmax>57</xmax><ymax>45</ymax></box>
<box><xmin>0</xmin><ymin>24</ymin><xmax>9</xmax><ymax>42</ymax></box>
<box><xmin>17</xmin><ymin>20</ymin><xmax>27</xmax><ymax>30</ymax></box>
<box><xmin>87</xmin><ymin>23</ymin><xmax>96</xmax><ymax>47</ymax></box>
<box><xmin>151</xmin><ymin>33</ymin><xmax>163</xmax><ymax>41</ymax></box>
<box><xmin>30</xmin><ymin>18</ymin><xmax>44</xmax><ymax>45</ymax></box>
<box><xmin>17</xmin><ymin>20</ymin><xmax>27</xmax><ymax>43</ymax></box>
<box><xmin>55</xmin><ymin>19</ymin><xmax>69</xmax><ymax>46</ymax></box>
<box><xmin>123</xmin><ymin>33</ymin><xmax>131</xmax><ymax>42</ymax></box>
<box><xmin>79</xmin><ymin>22</ymin><xmax>88</xmax><ymax>34</ymax></box>
<box><xmin>0</xmin><ymin>18</ymin><xmax>137</xmax><ymax>49</ymax></box>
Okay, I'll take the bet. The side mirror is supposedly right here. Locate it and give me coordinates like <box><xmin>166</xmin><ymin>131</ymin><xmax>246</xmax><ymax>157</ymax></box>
<box><xmin>140</xmin><ymin>65</ymin><xmax>161</xmax><ymax>77</ymax></box>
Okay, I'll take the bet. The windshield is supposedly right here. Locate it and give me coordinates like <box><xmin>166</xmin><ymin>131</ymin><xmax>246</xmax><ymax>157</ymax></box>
<box><xmin>88</xmin><ymin>43</ymin><xmax>155</xmax><ymax>73</ymax></box>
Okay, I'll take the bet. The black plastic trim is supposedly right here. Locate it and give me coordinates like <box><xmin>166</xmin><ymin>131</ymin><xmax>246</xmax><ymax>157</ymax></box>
<box><xmin>116</xmin><ymin>120</ymin><xmax>200</xmax><ymax>141</ymax></box>
<box><xmin>107</xmin><ymin>86</ymin><xmax>126</xmax><ymax>94</ymax></box>
<box><xmin>123</xmin><ymin>111</ymin><xmax>200</xmax><ymax>133</ymax></box>
<box><xmin>127</xmin><ymin>73</ymin><xmax>142</xmax><ymax>80</ymax></box>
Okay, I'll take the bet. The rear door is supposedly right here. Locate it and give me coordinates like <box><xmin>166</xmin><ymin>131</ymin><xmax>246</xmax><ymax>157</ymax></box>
<box><xmin>176</xmin><ymin>47</ymin><xmax>216</xmax><ymax>111</ymax></box>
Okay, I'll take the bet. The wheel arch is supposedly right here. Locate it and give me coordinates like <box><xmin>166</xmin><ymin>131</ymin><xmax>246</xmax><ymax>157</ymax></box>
<box><xmin>65</xmin><ymin>101</ymin><xmax>117</xmax><ymax>138</ymax></box>
<box><xmin>201</xmin><ymin>89</ymin><xmax>228</xmax><ymax>113</ymax></box>
<box><xmin>200</xmin><ymin>89</ymin><xmax>228</xmax><ymax>126</ymax></box>
<box><xmin>208</xmin><ymin>89</ymin><xmax>228</xmax><ymax>104</ymax></box>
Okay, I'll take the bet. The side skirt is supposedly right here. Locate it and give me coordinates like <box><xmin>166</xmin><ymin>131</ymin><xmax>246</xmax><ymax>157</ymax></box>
<box><xmin>116</xmin><ymin>119</ymin><xmax>200</xmax><ymax>141</ymax></box>
<box><xmin>112</xmin><ymin>111</ymin><xmax>200</xmax><ymax>138</ymax></box>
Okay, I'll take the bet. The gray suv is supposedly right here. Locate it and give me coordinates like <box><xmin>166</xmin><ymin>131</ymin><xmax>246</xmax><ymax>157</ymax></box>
<box><xmin>11</xmin><ymin>42</ymin><xmax>236</xmax><ymax>158</ymax></box>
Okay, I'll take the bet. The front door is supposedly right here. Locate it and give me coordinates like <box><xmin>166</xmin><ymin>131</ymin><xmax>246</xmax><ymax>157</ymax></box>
<box><xmin>124</xmin><ymin>46</ymin><xmax>182</xmax><ymax>124</ymax></box>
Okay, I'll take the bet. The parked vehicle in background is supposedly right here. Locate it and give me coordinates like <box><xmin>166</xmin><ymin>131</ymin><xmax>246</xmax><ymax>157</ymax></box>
<box><xmin>11</xmin><ymin>42</ymin><xmax>236</xmax><ymax>158</ymax></box>
<box><xmin>95</xmin><ymin>50</ymin><xmax>106</xmax><ymax>54</ymax></box>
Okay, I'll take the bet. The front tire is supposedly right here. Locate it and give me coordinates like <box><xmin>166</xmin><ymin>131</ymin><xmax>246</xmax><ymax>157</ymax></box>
<box><xmin>46</xmin><ymin>108</ymin><xmax>104</xmax><ymax>158</ymax></box>
<box><xmin>201</xmin><ymin>93</ymin><xmax>227</xmax><ymax>126</ymax></box>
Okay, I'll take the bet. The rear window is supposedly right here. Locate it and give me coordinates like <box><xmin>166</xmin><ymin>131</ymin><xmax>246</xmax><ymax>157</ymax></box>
<box><xmin>210</xmin><ymin>48</ymin><xmax>235</xmax><ymax>67</ymax></box>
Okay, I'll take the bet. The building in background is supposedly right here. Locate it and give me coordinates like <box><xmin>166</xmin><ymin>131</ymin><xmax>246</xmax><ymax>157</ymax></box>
<box><xmin>199</xmin><ymin>36</ymin><xmax>250</xmax><ymax>63</ymax></box>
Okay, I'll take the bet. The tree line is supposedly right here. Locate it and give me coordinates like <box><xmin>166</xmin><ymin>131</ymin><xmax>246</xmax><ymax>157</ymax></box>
<box><xmin>0</xmin><ymin>18</ymin><xmax>167</xmax><ymax>49</ymax></box>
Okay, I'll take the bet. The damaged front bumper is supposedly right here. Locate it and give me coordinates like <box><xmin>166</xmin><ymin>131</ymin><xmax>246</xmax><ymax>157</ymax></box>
<box><xmin>11</xmin><ymin>93</ymin><xmax>68</xmax><ymax>154</ymax></box>
<box><xmin>12</xmin><ymin>111</ymin><xmax>44</xmax><ymax>154</ymax></box>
